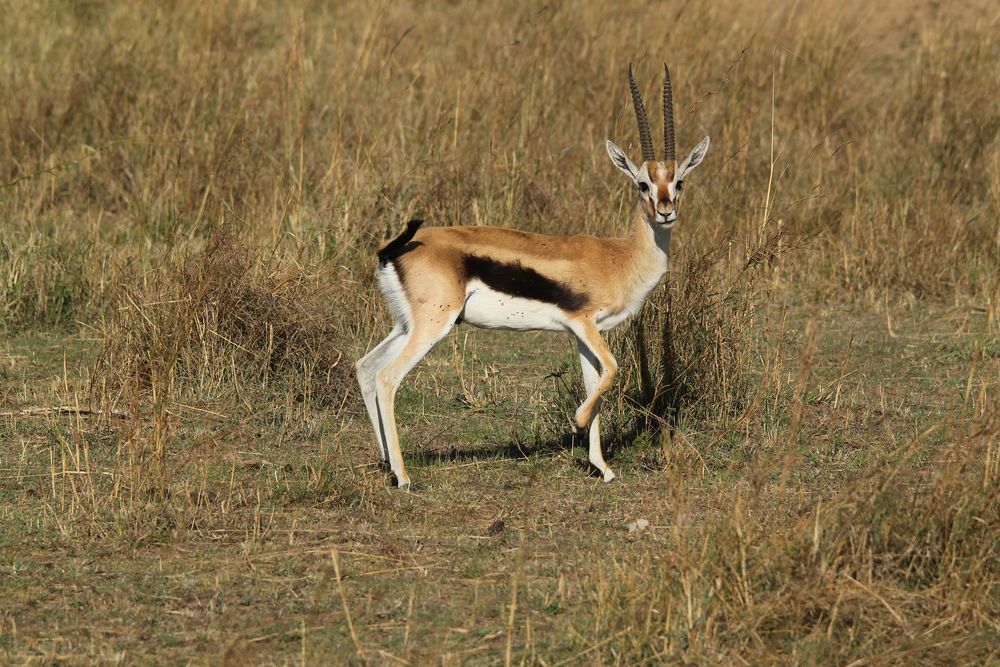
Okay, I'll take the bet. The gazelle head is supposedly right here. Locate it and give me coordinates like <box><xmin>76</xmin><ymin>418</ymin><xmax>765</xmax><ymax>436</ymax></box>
<box><xmin>606</xmin><ymin>64</ymin><xmax>710</xmax><ymax>228</ymax></box>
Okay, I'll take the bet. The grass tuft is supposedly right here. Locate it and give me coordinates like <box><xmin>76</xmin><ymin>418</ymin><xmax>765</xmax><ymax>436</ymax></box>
<box><xmin>92</xmin><ymin>229</ymin><xmax>353</xmax><ymax>412</ymax></box>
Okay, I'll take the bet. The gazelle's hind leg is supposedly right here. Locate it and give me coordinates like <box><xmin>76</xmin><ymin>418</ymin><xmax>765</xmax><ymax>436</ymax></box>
<box><xmin>362</xmin><ymin>252</ymin><xmax>466</xmax><ymax>489</ymax></box>
<box><xmin>571</xmin><ymin>319</ymin><xmax>618</xmax><ymax>482</ymax></box>
<box><xmin>375</xmin><ymin>312</ymin><xmax>459</xmax><ymax>489</ymax></box>
<box><xmin>356</xmin><ymin>325</ymin><xmax>407</xmax><ymax>462</ymax></box>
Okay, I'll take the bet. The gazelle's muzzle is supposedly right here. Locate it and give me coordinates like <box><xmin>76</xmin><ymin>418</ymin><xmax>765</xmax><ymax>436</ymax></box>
<box><xmin>655</xmin><ymin>200</ymin><xmax>675</xmax><ymax>224</ymax></box>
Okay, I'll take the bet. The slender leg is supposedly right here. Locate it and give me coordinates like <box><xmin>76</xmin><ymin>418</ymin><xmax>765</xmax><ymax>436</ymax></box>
<box><xmin>374</xmin><ymin>317</ymin><xmax>457</xmax><ymax>489</ymax></box>
<box><xmin>577</xmin><ymin>339</ymin><xmax>616</xmax><ymax>482</ymax></box>
<box><xmin>356</xmin><ymin>326</ymin><xmax>407</xmax><ymax>462</ymax></box>
<box><xmin>571</xmin><ymin>319</ymin><xmax>618</xmax><ymax>482</ymax></box>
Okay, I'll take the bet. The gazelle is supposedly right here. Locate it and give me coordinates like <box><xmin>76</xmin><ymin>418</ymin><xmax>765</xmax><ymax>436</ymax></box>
<box><xmin>356</xmin><ymin>64</ymin><xmax>709</xmax><ymax>488</ymax></box>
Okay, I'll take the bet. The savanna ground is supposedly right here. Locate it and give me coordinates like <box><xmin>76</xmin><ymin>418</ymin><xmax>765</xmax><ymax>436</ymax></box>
<box><xmin>1</xmin><ymin>0</ymin><xmax>998</xmax><ymax>664</ymax></box>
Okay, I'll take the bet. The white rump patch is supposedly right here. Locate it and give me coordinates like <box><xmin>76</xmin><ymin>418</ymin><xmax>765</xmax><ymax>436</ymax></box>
<box><xmin>377</xmin><ymin>263</ymin><xmax>412</xmax><ymax>331</ymax></box>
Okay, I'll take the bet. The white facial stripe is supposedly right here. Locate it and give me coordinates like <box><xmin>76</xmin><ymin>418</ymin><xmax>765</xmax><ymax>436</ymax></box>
<box><xmin>636</xmin><ymin>165</ymin><xmax>654</xmax><ymax>197</ymax></box>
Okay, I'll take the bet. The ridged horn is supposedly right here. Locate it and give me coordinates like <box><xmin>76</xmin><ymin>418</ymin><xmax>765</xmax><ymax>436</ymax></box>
<box><xmin>663</xmin><ymin>63</ymin><xmax>676</xmax><ymax>162</ymax></box>
<box><xmin>628</xmin><ymin>63</ymin><xmax>655</xmax><ymax>163</ymax></box>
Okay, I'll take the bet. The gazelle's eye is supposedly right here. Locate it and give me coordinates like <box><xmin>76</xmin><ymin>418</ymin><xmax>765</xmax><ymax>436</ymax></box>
<box><xmin>638</xmin><ymin>182</ymin><xmax>649</xmax><ymax>193</ymax></box>
<box><xmin>675</xmin><ymin>180</ymin><xmax>684</xmax><ymax>193</ymax></box>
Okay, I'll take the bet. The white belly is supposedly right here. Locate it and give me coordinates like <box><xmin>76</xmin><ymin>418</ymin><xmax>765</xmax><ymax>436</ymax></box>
<box><xmin>461</xmin><ymin>282</ymin><xmax>567</xmax><ymax>331</ymax></box>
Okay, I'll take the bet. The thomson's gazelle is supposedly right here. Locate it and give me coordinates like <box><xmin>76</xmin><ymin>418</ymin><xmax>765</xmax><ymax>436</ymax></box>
<box><xmin>356</xmin><ymin>64</ymin><xmax>709</xmax><ymax>488</ymax></box>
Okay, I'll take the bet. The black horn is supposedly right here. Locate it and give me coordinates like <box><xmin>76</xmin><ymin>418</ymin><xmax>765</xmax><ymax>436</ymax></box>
<box><xmin>628</xmin><ymin>63</ymin><xmax>655</xmax><ymax>162</ymax></box>
<box><xmin>662</xmin><ymin>63</ymin><xmax>676</xmax><ymax>162</ymax></box>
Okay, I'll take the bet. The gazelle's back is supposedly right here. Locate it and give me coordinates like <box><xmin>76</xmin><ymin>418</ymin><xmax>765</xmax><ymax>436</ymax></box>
<box><xmin>410</xmin><ymin>225</ymin><xmax>629</xmax><ymax>267</ymax></box>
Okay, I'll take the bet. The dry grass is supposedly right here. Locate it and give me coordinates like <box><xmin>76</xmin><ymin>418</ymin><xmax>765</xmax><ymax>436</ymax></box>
<box><xmin>92</xmin><ymin>229</ymin><xmax>353</xmax><ymax>411</ymax></box>
<box><xmin>585</xmin><ymin>413</ymin><xmax>999</xmax><ymax>664</ymax></box>
<box><xmin>1</xmin><ymin>0</ymin><xmax>999</xmax><ymax>663</ymax></box>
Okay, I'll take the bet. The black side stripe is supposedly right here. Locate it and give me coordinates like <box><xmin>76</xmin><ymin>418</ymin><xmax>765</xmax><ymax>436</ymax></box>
<box><xmin>378</xmin><ymin>218</ymin><xmax>424</xmax><ymax>266</ymax></box>
<box><xmin>462</xmin><ymin>254</ymin><xmax>589</xmax><ymax>312</ymax></box>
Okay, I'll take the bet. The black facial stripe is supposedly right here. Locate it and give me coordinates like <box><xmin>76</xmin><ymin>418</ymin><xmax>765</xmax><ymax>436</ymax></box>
<box><xmin>462</xmin><ymin>255</ymin><xmax>590</xmax><ymax>312</ymax></box>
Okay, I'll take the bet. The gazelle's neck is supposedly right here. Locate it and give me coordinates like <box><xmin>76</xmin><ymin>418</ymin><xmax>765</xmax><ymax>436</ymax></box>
<box><xmin>627</xmin><ymin>201</ymin><xmax>671</xmax><ymax>273</ymax></box>
<box><xmin>603</xmin><ymin>201</ymin><xmax>671</xmax><ymax>322</ymax></box>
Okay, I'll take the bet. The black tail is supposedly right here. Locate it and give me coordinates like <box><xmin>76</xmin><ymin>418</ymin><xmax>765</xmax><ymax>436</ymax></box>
<box><xmin>377</xmin><ymin>218</ymin><xmax>424</xmax><ymax>266</ymax></box>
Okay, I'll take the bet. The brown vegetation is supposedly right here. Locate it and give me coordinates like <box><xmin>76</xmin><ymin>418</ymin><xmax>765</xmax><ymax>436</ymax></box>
<box><xmin>1</xmin><ymin>0</ymin><xmax>997</xmax><ymax>664</ymax></box>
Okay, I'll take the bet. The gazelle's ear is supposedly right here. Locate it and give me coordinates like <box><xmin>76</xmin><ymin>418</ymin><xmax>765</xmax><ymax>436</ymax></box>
<box><xmin>606</xmin><ymin>140</ymin><xmax>640</xmax><ymax>186</ymax></box>
<box><xmin>678</xmin><ymin>136</ymin><xmax>710</xmax><ymax>179</ymax></box>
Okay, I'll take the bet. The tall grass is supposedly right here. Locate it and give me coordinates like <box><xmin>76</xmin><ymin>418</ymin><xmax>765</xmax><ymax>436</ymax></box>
<box><xmin>92</xmin><ymin>229</ymin><xmax>353</xmax><ymax>412</ymax></box>
<box><xmin>2</xmin><ymin>0</ymin><xmax>994</xmax><ymax>336</ymax></box>
<box><xmin>1</xmin><ymin>0</ymin><xmax>998</xmax><ymax>661</ymax></box>
<box><xmin>2</xmin><ymin>0</ymin><xmax>996</xmax><ymax>524</ymax></box>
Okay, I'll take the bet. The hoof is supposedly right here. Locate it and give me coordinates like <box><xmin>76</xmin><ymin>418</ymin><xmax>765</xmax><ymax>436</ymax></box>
<box><xmin>602</xmin><ymin>468</ymin><xmax>617</xmax><ymax>483</ymax></box>
<box><xmin>397</xmin><ymin>479</ymin><xmax>412</xmax><ymax>491</ymax></box>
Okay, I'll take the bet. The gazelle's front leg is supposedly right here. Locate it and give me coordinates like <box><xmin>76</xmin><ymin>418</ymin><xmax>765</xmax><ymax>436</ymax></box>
<box><xmin>571</xmin><ymin>319</ymin><xmax>618</xmax><ymax>482</ymax></box>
